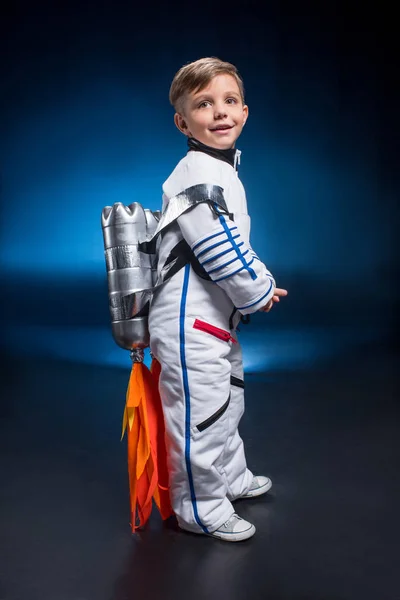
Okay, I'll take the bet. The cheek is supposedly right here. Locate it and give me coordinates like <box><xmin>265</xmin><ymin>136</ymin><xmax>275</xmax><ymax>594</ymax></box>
<box><xmin>233</xmin><ymin>108</ymin><xmax>246</xmax><ymax>125</ymax></box>
<box><xmin>191</xmin><ymin>113</ymin><xmax>210</xmax><ymax>130</ymax></box>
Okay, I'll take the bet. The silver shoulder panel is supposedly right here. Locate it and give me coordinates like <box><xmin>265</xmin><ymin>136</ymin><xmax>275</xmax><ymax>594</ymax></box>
<box><xmin>148</xmin><ymin>183</ymin><xmax>227</xmax><ymax>241</ymax></box>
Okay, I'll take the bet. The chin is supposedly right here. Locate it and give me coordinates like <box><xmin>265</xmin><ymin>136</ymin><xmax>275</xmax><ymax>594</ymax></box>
<box><xmin>210</xmin><ymin>137</ymin><xmax>237</xmax><ymax>150</ymax></box>
<box><xmin>217</xmin><ymin>141</ymin><xmax>236</xmax><ymax>150</ymax></box>
<box><xmin>195</xmin><ymin>132</ymin><xmax>238</xmax><ymax>150</ymax></box>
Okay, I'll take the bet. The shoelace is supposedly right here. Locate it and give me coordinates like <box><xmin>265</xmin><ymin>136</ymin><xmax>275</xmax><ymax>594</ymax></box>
<box><xmin>223</xmin><ymin>514</ymin><xmax>242</xmax><ymax>528</ymax></box>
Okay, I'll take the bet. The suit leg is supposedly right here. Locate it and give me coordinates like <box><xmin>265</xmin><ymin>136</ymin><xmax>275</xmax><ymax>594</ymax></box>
<box><xmin>222</xmin><ymin>333</ymin><xmax>253</xmax><ymax>500</ymax></box>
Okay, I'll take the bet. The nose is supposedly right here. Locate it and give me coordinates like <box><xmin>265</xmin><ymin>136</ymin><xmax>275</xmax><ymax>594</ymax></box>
<box><xmin>214</xmin><ymin>103</ymin><xmax>227</xmax><ymax>119</ymax></box>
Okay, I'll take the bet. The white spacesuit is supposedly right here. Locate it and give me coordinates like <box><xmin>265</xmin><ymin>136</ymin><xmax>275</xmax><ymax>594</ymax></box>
<box><xmin>149</xmin><ymin>138</ymin><xmax>276</xmax><ymax>534</ymax></box>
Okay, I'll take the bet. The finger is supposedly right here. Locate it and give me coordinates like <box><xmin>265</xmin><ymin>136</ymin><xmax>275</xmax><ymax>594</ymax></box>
<box><xmin>261</xmin><ymin>300</ymin><xmax>273</xmax><ymax>312</ymax></box>
<box><xmin>274</xmin><ymin>288</ymin><xmax>288</xmax><ymax>297</ymax></box>
<box><xmin>273</xmin><ymin>295</ymin><xmax>280</xmax><ymax>302</ymax></box>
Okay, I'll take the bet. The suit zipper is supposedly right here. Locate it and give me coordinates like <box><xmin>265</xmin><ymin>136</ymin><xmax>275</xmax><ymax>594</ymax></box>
<box><xmin>234</xmin><ymin>150</ymin><xmax>241</xmax><ymax>170</ymax></box>
<box><xmin>196</xmin><ymin>395</ymin><xmax>231</xmax><ymax>432</ymax></box>
<box><xmin>193</xmin><ymin>319</ymin><xmax>237</xmax><ymax>344</ymax></box>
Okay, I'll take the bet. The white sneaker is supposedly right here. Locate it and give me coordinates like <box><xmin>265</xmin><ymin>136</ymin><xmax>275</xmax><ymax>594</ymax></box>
<box><xmin>240</xmin><ymin>475</ymin><xmax>272</xmax><ymax>498</ymax></box>
<box><xmin>209</xmin><ymin>513</ymin><xmax>256</xmax><ymax>542</ymax></box>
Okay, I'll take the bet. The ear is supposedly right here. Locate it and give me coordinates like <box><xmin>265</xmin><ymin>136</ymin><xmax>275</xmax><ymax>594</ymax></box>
<box><xmin>242</xmin><ymin>104</ymin><xmax>249</xmax><ymax>126</ymax></box>
<box><xmin>174</xmin><ymin>113</ymin><xmax>191</xmax><ymax>136</ymax></box>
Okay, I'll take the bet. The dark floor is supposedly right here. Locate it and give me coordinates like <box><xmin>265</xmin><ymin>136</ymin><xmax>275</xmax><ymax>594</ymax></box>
<box><xmin>0</xmin><ymin>339</ymin><xmax>399</xmax><ymax>600</ymax></box>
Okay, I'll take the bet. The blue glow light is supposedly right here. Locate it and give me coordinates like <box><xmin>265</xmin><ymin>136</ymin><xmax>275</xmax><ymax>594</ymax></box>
<box><xmin>1</xmin><ymin>73</ymin><xmax>393</xmax><ymax>372</ymax></box>
<box><xmin>2</xmin><ymin>324</ymin><xmax>381</xmax><ymax>373</ymax></box>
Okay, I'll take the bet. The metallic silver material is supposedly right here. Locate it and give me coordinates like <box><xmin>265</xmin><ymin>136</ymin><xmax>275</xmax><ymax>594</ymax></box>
<box><xmin>116</xmin><ymin>184</ymin><xmax>229</xmax><ymax>305</ymax></box>
<box><xmin>144</xmin><ymin>208</ymin><xmax>160</xmax><ymax>269</ymax></box>
<box><xmin>101</xmin><ymin>184</ymin><xmax>227</xmax><ymax>351</ymax></box>
<box><xmin>102</xmin><ymin>202</ymin><xmax>147</xmax><ymax>248</ymax></box>
<box><xmin>109</xmin><ymin>289</ymin><xmax>153</xmax><ymax>322</ymax></box>
<box><xmin>105</xmin><ymin>245</ymin><xmax>150</xmax><ymax>270</ymax></box>
<box><xmin>147</xmin><ymin>184</ymin><xmax>227</xmax><ymax>242</ymax></box>
<box><xmin>113</xmin><ymin>319</ymin><xmax>149</xmax><ymax>351</ymax></box>
<box><xmin>130</xmin><ymin>347</ymin><xmax>145</xmax><ymax>363</ymax></box>
<box><xmin>101</xmin><ymin>202</ymin><xmax>159</xmax><ymax>350</ymax></box>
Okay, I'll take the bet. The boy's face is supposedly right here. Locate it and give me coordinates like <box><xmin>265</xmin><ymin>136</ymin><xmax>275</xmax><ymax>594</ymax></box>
<box><xmin>174</xmin><ymin>73</ymin><xmax>248</xmax><ymax>150</ymax></box>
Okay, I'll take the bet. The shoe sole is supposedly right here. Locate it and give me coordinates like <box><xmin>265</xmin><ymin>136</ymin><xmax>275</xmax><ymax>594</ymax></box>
<box><xmin>179</xmin><ymin>524</ymin><xmax>256</xmax><ymax>542</ymax></box>
<box><xmin>240</xmin><ymin>478</ymin><xmax>272</xmax><ymax>498</ymax></box>
<box><xmin>208</xmin><ymin>524</ymin><xmax>256</xmax><ymax>542</ymax></box>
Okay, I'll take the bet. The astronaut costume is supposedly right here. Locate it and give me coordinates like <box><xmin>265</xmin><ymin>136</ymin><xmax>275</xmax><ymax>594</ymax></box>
<box><xmin>149</xmin><ymin>138</ymin><xmax>276</xmax><ymax>534</ymax></box>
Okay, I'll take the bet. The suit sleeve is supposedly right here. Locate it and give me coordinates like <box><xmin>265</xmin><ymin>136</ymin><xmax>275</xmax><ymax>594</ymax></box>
<box><xmin>177</xmin><ymin>202</ymin><xmax>276</xmax><ymax>315</ymax></box>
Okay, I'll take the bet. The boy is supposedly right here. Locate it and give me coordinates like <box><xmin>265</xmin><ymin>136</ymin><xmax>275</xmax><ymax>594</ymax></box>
<box><xmin>149</xmin><ymin>57</ymin><xmax>287</xmax><ymax>542</ymax></box>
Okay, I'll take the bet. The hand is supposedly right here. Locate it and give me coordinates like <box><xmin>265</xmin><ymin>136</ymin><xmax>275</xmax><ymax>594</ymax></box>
<box><xmin>259</xmin><ymin>287</ymin><xmax>288</xmax><ymax>312</ymax></box>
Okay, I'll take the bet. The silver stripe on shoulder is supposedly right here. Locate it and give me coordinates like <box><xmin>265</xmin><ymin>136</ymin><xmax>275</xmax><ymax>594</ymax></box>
<box><xmin>148</xmin><ymin>183</ymin><xmax>227</xmax><ymax>241</ymax></box>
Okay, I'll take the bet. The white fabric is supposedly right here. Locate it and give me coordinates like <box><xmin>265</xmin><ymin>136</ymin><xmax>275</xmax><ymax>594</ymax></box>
<box><xmin>149</xmin><ymin>149</ymin><xmax>275</xmax><ymax>533</ymax></box>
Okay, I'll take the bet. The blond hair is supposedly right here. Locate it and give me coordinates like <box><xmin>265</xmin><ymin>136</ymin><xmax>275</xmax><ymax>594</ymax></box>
<box><xmin>169</xmin><ymin>57</ymin><xmax>245</xmax><ymax>114</ymax></box>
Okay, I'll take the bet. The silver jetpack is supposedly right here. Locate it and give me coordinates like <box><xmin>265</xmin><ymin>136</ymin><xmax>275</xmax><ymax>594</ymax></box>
<box><xmin>101</xmin><ymin>203</ymin><xmax>160</xmax><ymax>354</ymax></box>
<box><xmin>101</xmin><ymin>184</ymin><xmax>229</xmax><ymax>357</ymax></box>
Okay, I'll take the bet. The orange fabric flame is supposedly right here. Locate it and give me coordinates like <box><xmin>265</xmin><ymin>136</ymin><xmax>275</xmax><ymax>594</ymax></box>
<box><xmin>121</xmin><ymin>358</ymin><xmax>173</xmax><ymax>532</ymax></box>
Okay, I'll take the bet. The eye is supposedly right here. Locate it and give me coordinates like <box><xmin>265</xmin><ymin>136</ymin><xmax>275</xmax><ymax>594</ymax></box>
<box><xmin>198</xmin><ymin>101</ymin><xmax>211</xmax><ymax>108</ymax></box>
<box><xmin>226</xmin><ymin>98</ymin><xmax>238</xmax><ymax>104</ymax></box>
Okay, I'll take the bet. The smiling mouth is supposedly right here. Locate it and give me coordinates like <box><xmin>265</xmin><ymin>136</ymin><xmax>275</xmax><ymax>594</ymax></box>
<box><xmin>210</xmin><ymin>125</ymin><xmax>234</xmax><ymax>131</ymax></box>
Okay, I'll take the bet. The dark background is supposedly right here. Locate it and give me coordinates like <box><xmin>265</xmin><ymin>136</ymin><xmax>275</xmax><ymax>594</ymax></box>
<box><xmin>1</xmin><ymin>0</ymin><xmax>398</xmax><ymax>368</ymax></box>
<box><xmin>0</xmin><ymin>2</ymin><xmax>399</xmax><ymax>600</ymax></box>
